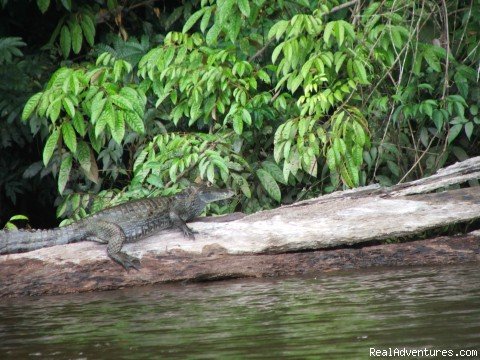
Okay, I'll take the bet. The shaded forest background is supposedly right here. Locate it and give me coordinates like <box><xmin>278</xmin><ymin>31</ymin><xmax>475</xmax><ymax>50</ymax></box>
<box><xmin>0</xmin><ymin>0</ymin><xmax>479</xmax><ymax>228</ymax></box>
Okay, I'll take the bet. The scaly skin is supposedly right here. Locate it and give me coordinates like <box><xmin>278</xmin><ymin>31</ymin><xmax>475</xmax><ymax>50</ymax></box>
<box><xmin>0</xmin><ymin>186</ymin><xmax>234</xmax><ymax>270</ymax></box>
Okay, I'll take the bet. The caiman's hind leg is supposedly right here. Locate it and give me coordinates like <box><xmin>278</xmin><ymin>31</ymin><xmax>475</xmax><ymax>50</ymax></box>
<box><xmin>85</xmin><ymin>221</ymin><xmax>140</xmax><ymax>270</ymax></box>
<box><xmin>169</xmin><ymin>211</ymin><xmax>197</xmax><ymax>239</ymax></box>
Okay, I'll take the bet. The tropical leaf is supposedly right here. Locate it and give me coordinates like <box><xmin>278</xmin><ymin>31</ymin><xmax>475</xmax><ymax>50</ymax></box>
<box><xmin>125</xmin><ymin>111</ymin><xmax>145</xmax><ymax>133</ymax></box>
<box><xmin>43</xmin><ymin>129</ymin><xmax>60</xmax><ymax>166</ymax></box>
<box><xmin>182</xmin><ymin>8</ymin><xmax>205</xmax><ymax>33</ymax></box>
<box><xmin>62</xmin><ymin>122</ymin><xmax>77</xmax><ymax>153</ymax></box>
<box><xmin>233</xmin><ymin>115</ymin><xmax>243</xmax><ymax>134</ymax></box>
<box><xmin>238</xmin><ymin>0</ymin><xmax>250</xmax><ymax>17</ymax></box>
<box><xmin>70</xmin><ymin>20</ymin><xmax>83</xmax><ymax>54</ymax></box>
<box><xmin>21</xmin><ymin>92</ymin><xmax>43</xmax><ymax>120</ymax></box>
<box><xmin>62</xmin><ymin>97</ymin><xmax>75</xmax><ymax>117</ymax></box>
<box><xmin>60</xmin><ymin>25</ymin><xmax>71</xmax><ymax>58</ymax></box>
<box><xmin>262</xmin><ymin>161</ymin><xmax>287</xmax><ymax>185</ymax></box>
<box><xmin>80</xmin><ymin>14</ymin><xmax>95</xmax><ymax>46</ymax></box>
<box><xmin>91</xmin><ymin>92</ymin><xmax>106</xmax><ymax>123</ymax></box>
<box><xmin>37</xmin><ymin>0</ymin><xmax>50</xmax><ymax>13</ymax></box>
<box><xmin>111</xmin><ymin>94</ymin><xmax>133</xmax><ymax>111</ymax></box>
<box><xmin>257</xmin><ymin>169</ymin><xmax>281</xmax><ymax>202</ymax></box>
<box><xmin>58</xmin><ymin>154</ymin><xmax>72</xmax><ymax>194</ymax></box>
<box><xmin>72</xmin><ymin>112</ymin><xmax>87</xmax><ymax>136</ymax></box>
<box><xmin>111</xmin><ymin>111</ymin><xmax>125</xmax><ymax>144</ymax></box>
<box><xmin>76</xmin><ymin>141</ymin><xmax>91</xmax><ymax>172</ymax></box>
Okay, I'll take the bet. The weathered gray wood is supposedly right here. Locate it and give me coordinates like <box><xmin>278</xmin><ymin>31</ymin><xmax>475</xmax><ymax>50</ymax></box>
<box><xmin>388</xmin><ymin>156</ymin><xmax>480</xmax><ymax>196</ymax></box>
<box><xmin>1</xmin><ymin>234</ymin><xmax>479</xmax><ymax>298</ymax></box>
<box><xmin>1</xmin><ymin>156</ymin><xmax>480</xmax><ymax>297</ymax></box>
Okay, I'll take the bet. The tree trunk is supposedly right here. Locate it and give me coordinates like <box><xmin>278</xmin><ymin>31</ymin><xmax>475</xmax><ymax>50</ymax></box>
<box><xmin>2</xmin><ymin>157</ymin><xmax>480</xmax><ymax>297</ymax></box>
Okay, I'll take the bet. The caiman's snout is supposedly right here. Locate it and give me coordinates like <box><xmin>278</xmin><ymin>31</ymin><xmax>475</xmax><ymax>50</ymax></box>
<box><xmin>223</xmin><ymin>189</ymin><xmax>235</xmax><ymax>199</ymax></box>
<box><xmin>199</xmin><ymin>187</ymin><xmax>235</xmax><ymax>203</ymax></box>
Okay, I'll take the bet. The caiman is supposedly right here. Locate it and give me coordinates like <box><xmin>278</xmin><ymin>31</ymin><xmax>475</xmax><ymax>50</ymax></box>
<box><xmin>0</xmin><ymin>185</ymin><xmax>234</xmax><ymax>270</ymax></box>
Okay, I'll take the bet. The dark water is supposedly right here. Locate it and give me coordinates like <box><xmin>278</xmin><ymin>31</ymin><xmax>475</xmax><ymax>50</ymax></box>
<box><xmin>1</xmin><ymin>264</ymin><xmax>479</xmax><ymax>359</ymax></box>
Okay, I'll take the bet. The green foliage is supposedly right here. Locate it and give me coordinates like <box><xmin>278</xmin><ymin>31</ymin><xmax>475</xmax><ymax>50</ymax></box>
<box><xmin>2</xmin><ymin>214</ymin><xmax>29</xmax><ymax>230</ymax></box>
<box><xmin>0</xmin><ymin>37</ymin><xmax>26</xmax><ymax>64</ymax></box>
<box><xmin>47</xmin><ymin>5</ymin><xmax>97</xmax><ymax>59</ymax></box>
<box><xmin>23</xmin><ymin>56</ymin><xmax>146</xmax><ymax>193</ymax></box>
<box><xmin>4</xmin><ymin>0</ymin><xmax>480</xmax><ymax>223</ymax></box>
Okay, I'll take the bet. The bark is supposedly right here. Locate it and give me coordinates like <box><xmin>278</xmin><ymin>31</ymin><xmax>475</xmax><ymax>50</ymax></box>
<box><xmin>2</xmin><ymin>156</ymin><xmax>480</xmax><ymax>297</ymax></box>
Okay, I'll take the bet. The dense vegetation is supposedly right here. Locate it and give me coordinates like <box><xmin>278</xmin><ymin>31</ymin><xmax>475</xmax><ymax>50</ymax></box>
<box><xmin>1</xmin><ymin>0</ymin><xmax>479</xmax><ymax>227</ymax></box>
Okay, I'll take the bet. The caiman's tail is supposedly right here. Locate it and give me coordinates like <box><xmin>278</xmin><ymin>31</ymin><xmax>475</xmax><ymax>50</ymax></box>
<box><xmin>0</xmin><ymin>225</ymin><xmax>81</xmax><ymax>255</ymax></box>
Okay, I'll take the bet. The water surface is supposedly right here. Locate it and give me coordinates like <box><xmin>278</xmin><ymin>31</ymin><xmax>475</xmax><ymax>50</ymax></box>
<box><xmin>1</xmin><ymin>264</ymin><xmax>479</xmax><ymax>359</ymax></box>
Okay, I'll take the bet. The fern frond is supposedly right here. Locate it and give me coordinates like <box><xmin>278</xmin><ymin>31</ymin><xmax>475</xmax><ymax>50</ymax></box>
<box><xmin>94</xmin><ymin>36</ymin><xmax>150</xmax><ymax>67</ymax></box>
<box><xmin>0</xmin><ymin>37</ymin><xmax>26</xmax><ymax>64</ymax></box>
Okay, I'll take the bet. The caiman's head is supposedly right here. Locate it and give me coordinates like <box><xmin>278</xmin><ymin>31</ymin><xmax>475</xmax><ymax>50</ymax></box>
<box><xmin>196</xmin><ymin>185</ymin><xmax>235</xmax><ymax>203</ymax></box>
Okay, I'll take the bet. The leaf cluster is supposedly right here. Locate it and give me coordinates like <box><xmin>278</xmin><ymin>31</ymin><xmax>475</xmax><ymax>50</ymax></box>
<box><xmin>10</xmin><ymin>0</ymin><xmax>480</xmax><ymax>222</ymax></box>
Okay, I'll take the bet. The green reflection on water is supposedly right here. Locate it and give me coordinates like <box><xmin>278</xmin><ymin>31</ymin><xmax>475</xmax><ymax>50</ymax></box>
<box><xmin>1</xmin><ymin>264</ymin><xmax>479</xmax><ymax>359</ymax></box>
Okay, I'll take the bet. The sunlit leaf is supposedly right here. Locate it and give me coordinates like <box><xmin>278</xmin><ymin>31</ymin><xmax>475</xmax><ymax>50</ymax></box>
<box><xmin>182</xmin><ymin>8</ymin><xmax>205</xmax><ymax>33</ymax></box>
<box><xmin>43</xmin><ymin>128</ymin><xmax>60</xmax><ymax>166</ymax></box>
<box><xmin>58</xmin><ymin>154</ymin><xmax>72</xmax><ymax>194</ymax></box>
<box><xmin>22</xmin><ymin>92</ymin><xmax>43</xmax><ymax>120</ymax></box>
<box><xmin>62</xmin><ymin>122</ymin><xmax>77</xmax><ymax>153</ymax></box>
<box><xmin>238</xmin><ymin>0</ymin><xmax>250</xmax><ymax>17</ymax></box>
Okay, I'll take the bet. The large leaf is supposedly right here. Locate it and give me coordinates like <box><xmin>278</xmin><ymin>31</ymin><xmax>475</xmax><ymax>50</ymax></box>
<box><xmin>22</xmin><ymin>92</ymin><xmax>43</xmax><ymax>120</ymax></box>
<box><xmin>70</xmin><ymin>20</ymin><xmax>83</xmax><ymax>54</ymax></box>
<box><xmin>72</xmin><ymin>112</ymin><xmax>87</xmax><ymax>137</ymax></box>
<box><xmin>262</xmin><ymin>161</ymin><xmax>287</xmax><ymax>185</ymax></box>
<box><xmin>323</xmin><ymin>21</ymin><xmax>334</xmax><ymax>43</ymax></box>
<box><xmin>200</xmin><ymin>7</ymin><xmax>212</xmax><ymax>33</ymax></box>
<box><xmin>206</xmin><ymin>23</ymin><xmax>221</xmax><ymax>45</ymax></box>
<box><xmin>60</xmin><ymin>25</ymin><xmax>71</xmax><ymax>58</ymax></box>
<box><xmin>95</xmin><ymin>101</ymin><xmax>114</xmax><ymax>137</ymax></box>
<box><xmin>62</xmin><ymin>122</ymin><xmax>77</xmax><ymax>153</ymax></box>
<box><xmin>61</xmin><ymin>0</ymin><xmax>71</xmax><ymax>10</ymax></box>
<box><xmin>111</xmin><ymin>111</ymin><xmax>125</xmax><ymax>144</ymax></box>
<box><xmin>237</xmin><ymin>0</ymin><xmax>250</xmax><ymax>17</ymax></box>
<box><xmin>91</xmin><ymin>92</ymin><xmax>106</xmax><ymax>123</ymax></box>
<box><xmin>353</xmin><ymin>59</ymin><xmax>368</xmax><ymax>84</ymax></box>
<box><xmin>423</xmin><ymin>48</ymin><xmax>441</xmax><ymax>72</ymax></box>
<box><xmin>233</xmin><ymin>114</ymin><xmax>243</xmax><ymax>134</ymax></box>
<box><xmin>80</xmin><ymin>14</ymin><xmax>95</xmax><ymax>46</ymax></box>
<box><xmin>111</xmin><ymin>94</ymin><xmax>133</xmax><ymax>111</ymax></box>
<box><xmin>37</xmin><ymin>0</ymin><xmax>50</xmax><ymax>13</ymax></box>
<box><xmin>119</xmin><ymin>87</ymin><xmax>144</xmax><ymax>116</ymax></box>
<box><xmin>182</xmin><ymin>8</ymin><xmax>205</xmax><ymax>33</ymax></box>
<box><xmin>58</xmin><ymin>154</ymin><xmax>72</xmax><ymax>194</ymax></box>
<box><xmin>257</xmin><ymin>169</ymin><xmax>281</xmax><ymax>202</ymax></box>
<box><xmin>43</xmin><ymin>129</ymin><xmax>60</xmax><ymax>166</ymax></box>
<box><xmin>62</xmin><ymin>97</ymin><xmax>75</xmax><ymax>117</ymax></box>
<box><xmin>47</xmin><ymin>98</ymin><xmax>62</xmax><ymax>122</ymax></box>
<box><xmin>125</xmin><ymin>111</ymin><xmax>145</xmax><ymax>133</ymax></box>
<box><xmin>76</xmin><ymin>141</ymin><xmax>91</xmax><ymax>172</ymax></box>
<box><xmin>465</xmin><ymin>122</ymin><xmax>474</xmax><ymax>140</ymax></box>
<box><xmin>448</xmin><ymin>124</ymin><xmax>463</xmax><ymax>144</ymax></box>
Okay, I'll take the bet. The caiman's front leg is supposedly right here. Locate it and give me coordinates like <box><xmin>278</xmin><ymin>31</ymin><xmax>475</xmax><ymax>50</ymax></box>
<box><xmin>85</xmin><ymin>221</ymin><xmax>140</xmax><ymax>270</ymax></box>
<box><xmin>169</xmin><ymin>211</ymin><xmax>197</xmax><ymax>239</ymax></box>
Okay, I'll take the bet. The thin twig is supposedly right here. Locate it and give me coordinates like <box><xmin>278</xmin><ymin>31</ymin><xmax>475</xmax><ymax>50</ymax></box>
<box><xmin>440</xmin><ymin>0</ymin><xmax>450</xmax><ymax>100</ymax></box>
<box><xmin>128</xmin><ymin>0</ymin><xmax>162</xmax><ymax>11</ymax></box>
<box><xmin>364</xmin><ymin>1</ymin><xmax>426</xmax><ymax>105</ymax></box>
<box><xmin>372</xmin><ymin>1</ymin><xmax>425</xmax><ymax>179</ymax></box>
<box><xmin>329</xmin><ymin>0</ymin><xmax>359</xmax><ymax>14</ymax></box>
<box><xmin>249</xmin><ymin>38</ymin><xmax>275</xmax><ymax>62</ymax></box>
<box><xmin>270</xmin><ymin>89</ymin><xmax>282</xmax><ymax>103</ymax></box>
<box><xmin>398</xmin><ymin>133</ymin><xmax>437</xmax><ymax>183</ymax></box>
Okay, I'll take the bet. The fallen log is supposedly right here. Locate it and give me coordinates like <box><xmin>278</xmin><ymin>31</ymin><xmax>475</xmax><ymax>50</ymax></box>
<box><xmin>2</xmin><ymin>156</ymin><xmax>480</xmax><ymax>297</ymax></box>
